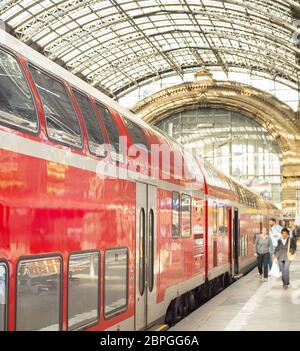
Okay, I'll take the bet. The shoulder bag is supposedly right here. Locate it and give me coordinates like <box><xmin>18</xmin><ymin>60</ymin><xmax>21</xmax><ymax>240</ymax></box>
<box><xmin>288</xmin><ymin>238</ymin><xmax>297</xmax><ymax>261</ymax></box>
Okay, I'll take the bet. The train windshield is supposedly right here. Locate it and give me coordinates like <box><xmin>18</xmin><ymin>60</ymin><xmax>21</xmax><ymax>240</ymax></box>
<box><xmin>0</xmin><ymin>48</ymin><xmax>38</xmax><ymax>132</ymax></box>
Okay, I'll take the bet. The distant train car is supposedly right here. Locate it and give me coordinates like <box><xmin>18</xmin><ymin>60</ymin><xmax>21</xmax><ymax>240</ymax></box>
<box><xmin>0</xmin><ymin>29</ymin><xmax>280</xmax><ymax>331</ymax></box>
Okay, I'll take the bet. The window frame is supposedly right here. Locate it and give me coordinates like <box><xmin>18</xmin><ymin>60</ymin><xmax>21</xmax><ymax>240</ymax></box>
<box><xmin>122</xmin><ymin>116</ymin><xmax>150</xmax><ymax>153</ymax></box>
<box><xmin>27</xmin><ymin>63</ymin><xmax>83</xmax><ymax>150</ymax></box>
<box><xmin>71</xmin><ymin>88</ymin><xmax>107</xmax><ymax>158</ymax></box>
<box><xmin>15</xmin><ymin>253</ymin><xmax>63</xmax><ymax>331</ymax></box>
<box><xmin>0</xmin><ymin>260</ymin><xmax>9</xmax><ymax>331</ymax></box>
<box><xmin>67</xmin><ymin>250</ymin><xmax>100</xmax><ymax>331</ymax></box>
<box><xmin>172</xmin><ymin>191</ymin><xmax>180</xmax><ymax>239</ymax></box>
<box><xmin>95</xmin><ymin>101</ymin><xmax>125</xmax><ymax>163</ymax></box>
<box><xmin>0</xmin><ymin>46</ymin><xmax>39</xmax><ymax>135</ymax></box>
<box><xmin>103</xmin><ymin>247</ymin><xmax>129</xmax><ymax>320</ymax></box>
<box><xmin>181</xmin><ymin>193</ymin><xmax>192</xmax><ymax>238</ymax></box>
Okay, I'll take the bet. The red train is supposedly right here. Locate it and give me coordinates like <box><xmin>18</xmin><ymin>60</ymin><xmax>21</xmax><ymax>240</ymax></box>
<box><xmin>0</xmin><ymin>29</ymin><xmax>280</xmax><ymax>331</ymax></box>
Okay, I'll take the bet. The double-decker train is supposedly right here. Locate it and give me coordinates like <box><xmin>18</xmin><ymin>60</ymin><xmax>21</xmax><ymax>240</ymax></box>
<box><xmin>0</xmin><ymin>29</ymin><xmax>280</xmax><ymax>331</ymax></box>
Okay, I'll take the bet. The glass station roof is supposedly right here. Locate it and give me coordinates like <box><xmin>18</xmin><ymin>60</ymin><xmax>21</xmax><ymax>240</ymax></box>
<box><xmin>1</xmin><ymin>0</ymin><xmax>299</xmax><ymax>98</ymax></box>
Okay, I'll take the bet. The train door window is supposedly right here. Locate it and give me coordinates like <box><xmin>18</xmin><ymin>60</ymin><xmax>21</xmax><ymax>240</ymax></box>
<box><xmin>213</xmin><ymin>202</ymin><xmax>218</xmax><ymax>234</ymax></box>
<box><xmin>181</xmin><ymin>194</ymin><xmax>191</xmax><ymax>238</ymax></box>
<box><xmin>139</xmin><ymin>209</ymin><xmax>146</xmax><ymax>295</ymax></box>
<box><xmin>72</xmin><ymin>90</ymin><xmax>106</xmax><ymax>157</ymax></box>
<box><xmin>218</xmin><ymin>206</ymin><xmax>225</xmax><ymax>234</ymax></box>
<box><xmin>28</xmin><ymin>65</ymin><xmax>82</xmax><ymax>148</ymax></box>
<box><xmin>104</xmin><ymin>248</ymin><xmax>128</xmax><ymax>319</ymax></box>
<box><xmin>0</xmin><ymin>48</ymin><xmax>38</xmax><ymax>132</ymax></box>
<box><xmin>0</xmin><ymin>263</ymin><xmax>7</xmax><ymax>331</ymax></box>
<box><xmin>95</xmin><ymin>102</ymin><xmax>124</xmax><ymax>162</ymax></box>
<box><xmin>240</xmin><ymin>235</ymin><xmax>247</xmax><ymax>257</ymax></box>
<box><xmin>224</xmin><ymin>207</ymin><xmax>228</xmax><ymax>234</ymax></box>
<box><xmin>245</xmin><ymin>235</ymin><xmax>248</xmax><ymax>256</ymax></box>
<box><xmin>172</xmin><ymin>192</ymin><xmax>180</xmax><ymax>238</ymax></box>
<box><xmin>148</xmin><ymin>209</ymin><xmax>154</xmax><ymax>292</ymax></box>
<box><xmin>122</xmin><ymin>117</ymin><xmax>150</xmax><ymax>151</ymax></box>
<box><xmin>16</xmin><ymin>257</ymin><xmax>62</xmax><ymax>331</ymax></box>
<box><xmin>68</xmin><ymin>252</ymin><xmax>99</xmax><ymax>330</ymax></box>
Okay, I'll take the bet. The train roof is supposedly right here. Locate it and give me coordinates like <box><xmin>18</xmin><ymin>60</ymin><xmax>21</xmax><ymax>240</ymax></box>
<box><xmin>200</xmin><ymin>159</ymin><xmax>278</xmax><ymax>210</ymax></box>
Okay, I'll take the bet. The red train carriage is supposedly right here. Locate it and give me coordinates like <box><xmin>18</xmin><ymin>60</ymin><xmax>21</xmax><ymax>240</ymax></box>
<box><xmin>0</xmin><ymin>29</ymin><xmax>280</xmax><ymax>331</ymax></box>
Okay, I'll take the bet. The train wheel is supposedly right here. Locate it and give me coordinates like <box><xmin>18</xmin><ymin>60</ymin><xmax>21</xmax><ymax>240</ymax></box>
<box><xmin>194</xmin><ymin>286</ymin><xmax>204</xmax><ymax>305</ymax></box>
<box><xmin>223</xmin><ymin>272</ymin><xmax>232</xmax><ymax>288</ymax></box>
<box><xmin>207</xmin><ymin>280</ymin><xmax>213</xmax><ymax>298</ymax></box>
<box><xmin>182</xmin><ymin>295</ymin><xmax>189</xmax><ymax>317</ymax></box>
<box><xmin>165</xmin><ymin>297</ymin><xmax>183</xmax><ymax>326</ymax></box>
<box><xmin>216</xmin><ymin>276</ymin><xmax>223</xmax><ymax>294</ymax></box>
<box><xmin>187</xmin><ymin>291</ymin><xmax>196</xmax><ymax>312</ymax></box>
<box><xmin>175</xmin><ymin>297</ymin><xmax>184</xmax><ymax>322</ymax></box>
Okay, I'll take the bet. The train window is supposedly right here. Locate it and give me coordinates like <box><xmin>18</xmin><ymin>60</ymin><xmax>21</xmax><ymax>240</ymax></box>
<box><xmin>72</xmin><ymin>90</ymin><xmax>106</xmax><ymax>157</ymax></box>
<box><xmin>213</xmin><ymin>202</ymin><xmax>218</xmax><ymax>234</ymax></box>
<box><xmin>148</xmin><ymin>209</ymin><xmax>155</xmax><ymax>292</ymax></box>
<box><xmin>122</xmin><ymin>117</ymin><xmax>150</xmax><ymax>151</ymax></box>
<box><xmin>0</xmin><ymin>263</ymin><xmax>7</xmax><ymax>331</ymax></box>
<box><xmin>172</xmin><ymin>192</ymin><xmax>180</xmax><ymax>238</ymax></box>
<box><xmin>95</xmin><ymin>103</ymin><xmax>124</xmax><ymax>162</ymax></box>
<box><xmin>139</xmin><ymin>208</ymin><xmax>146</xmax><ymax>296</ymax></box>
<box><xmin>68</xmin><ymin>252</ymin><xmax>99</xmax><ymax>330</ymax></box>
<box><xmin>0</xmin><ymin>48</ymin><xmax>38</xmax><ymax>132</ymax></box>
<box><xmin>181</xmin><ymin>194</ymin><xmax>191</xmax><ymax>238</ymax></box>
<box><xmin>224</xmin><ymin>207</ymin><xmax>228</xmax><ymax>234</ymax></box>
<box><xmin>16</xmin><ymin>257</ymin><xmax>61</xmax><ymax>331</ymax></box>
<box><xmin>218</xmin><ymin>206</ymin><xmax>225</xmax><ymax>234</ymax></box>
<box><xmin>104</xmin><ymin>248</ymin><xmax>128</xmax><ymax>319</ymax></box>
<box><xmin>28</xmin><ymin>65</ymin><xmax>82</xmax><ymax>148</ymax></box>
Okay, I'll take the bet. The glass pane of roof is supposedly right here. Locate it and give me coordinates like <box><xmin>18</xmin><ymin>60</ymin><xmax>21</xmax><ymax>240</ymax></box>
<box><xmin>0</xmin><ymin>0</ymin><xmax>298</xmax><ymax>97</ymax></box>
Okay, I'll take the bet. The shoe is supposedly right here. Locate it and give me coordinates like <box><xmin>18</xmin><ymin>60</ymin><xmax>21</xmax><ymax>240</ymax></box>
<box><xmin>283</xmin><ymin>285</ymin><xmax>288</xmax><ymax>289</ymax></box>
<box><xmin>263</xmin><ymin>278</ymin><xmax>268</xmax><ymax>282</ymax></box>
<box><xmin>259</xmin><ymin>274</ymin><xmax>263</xmax><ymax>280</ymax></box>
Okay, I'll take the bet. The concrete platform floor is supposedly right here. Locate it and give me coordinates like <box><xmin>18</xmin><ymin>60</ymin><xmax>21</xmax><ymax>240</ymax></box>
<box><xmin>170</xmin><ymin>252</ymin><xmax>300</xmax><ymax>331</ymax></box>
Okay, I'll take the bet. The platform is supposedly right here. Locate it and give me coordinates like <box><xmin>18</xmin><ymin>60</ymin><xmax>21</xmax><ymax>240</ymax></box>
<box><xmin>170</xmin><ymin>251</ymin><xmax>300</xmax><ymax>331</ymax></box>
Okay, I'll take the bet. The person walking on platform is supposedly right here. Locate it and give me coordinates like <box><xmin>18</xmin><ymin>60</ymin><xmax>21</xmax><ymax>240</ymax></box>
<box><xmin>269</xmin><ymin>218</ymin><xmax>282</xmax><ymax>269</ymax></box>
<box><xmin>295</xmin><ymin>225</ymin><xmax>300</xmax><ymax>247</ymax></box>
<box><xmin>254</xmin><ymin>227</ymin><xmax>273</xmax><ymax>281</ymax></box>
<box><xmin>274</xmin><ymin>228</ymin><xmax>297</xmax><ymax>289</ymax></box>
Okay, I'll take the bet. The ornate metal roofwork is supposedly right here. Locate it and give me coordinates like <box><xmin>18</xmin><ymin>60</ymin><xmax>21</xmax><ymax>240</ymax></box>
<box><xmin>1</xmin><ymin>0</ymin><xmax>300</xmax><ymax>98</ymax></box>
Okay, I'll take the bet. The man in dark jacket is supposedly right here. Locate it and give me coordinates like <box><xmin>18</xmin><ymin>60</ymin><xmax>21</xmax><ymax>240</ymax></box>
<box><xmin>274</xmin><ymin>228</ymin><xmax>297</xmax><ymax>289</ymax></box>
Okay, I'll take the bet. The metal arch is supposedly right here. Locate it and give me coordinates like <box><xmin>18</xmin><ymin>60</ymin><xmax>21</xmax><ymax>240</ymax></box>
<box><xmin>88</xmin><ymin>46</ymin><xmax>297</xmax><ymax>88</ymax></box>
<box><xmin>4</xmin><ymin>4</ymin><xmax>294</xmax><ymax>50</ymax></box>
<box><xmin>53</xmin><ymin>19</ymin><xmax>297</xmax><ymax>72</ymax></box>
<box><xmin>61</xmin><ymin>26</ymin><xmax>298</xmax><ymax>81</ymax></box>
<box><xmin>4</xmin><ymin>0</ymin><xmax>293</xmax><ymax>34</ymax></box>
<box><xmin>40</xmin><ymin>9</ymin><xmax>297</xmax><ymax>70</ymax></box>
<box><xmin>39</xmin><ymin>7</ymin><xmax>293</xmax><ymax>57</ymax></box>
<box><xmin>94</xmin><ymin>64</ymin><xmax>297</xmax><ymax>97</ymax></box>
<box><xmin>114</xmin><ymin>66</ymin><xmax>299</xmax><ymax>99</ymax></box>
<box><xmin>0</xmin><ymin>0</ymin><xmax>299</xmax><ymax>97</ymax></box>
<box><xmin>81</xmin><ymin>42</ymin><xmax>298</xmax><ymax>83</ymax></box>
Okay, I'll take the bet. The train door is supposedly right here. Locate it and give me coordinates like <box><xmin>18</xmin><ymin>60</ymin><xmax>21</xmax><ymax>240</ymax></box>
<box><xmin>135</xmin><ymin>183</ymin><xmax>157</xmax><ymax>330</ymax></box>
<box><xmin>233</xmin><ymin>208</ymin><xmax>240</xmax><ymax>274</ymax></box>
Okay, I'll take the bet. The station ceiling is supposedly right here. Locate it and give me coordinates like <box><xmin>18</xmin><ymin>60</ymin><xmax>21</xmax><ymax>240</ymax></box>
<box><xmin>1</xmin><ymin>0</ymin><xmax>300</xmax><ymax>98</ymax></box>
